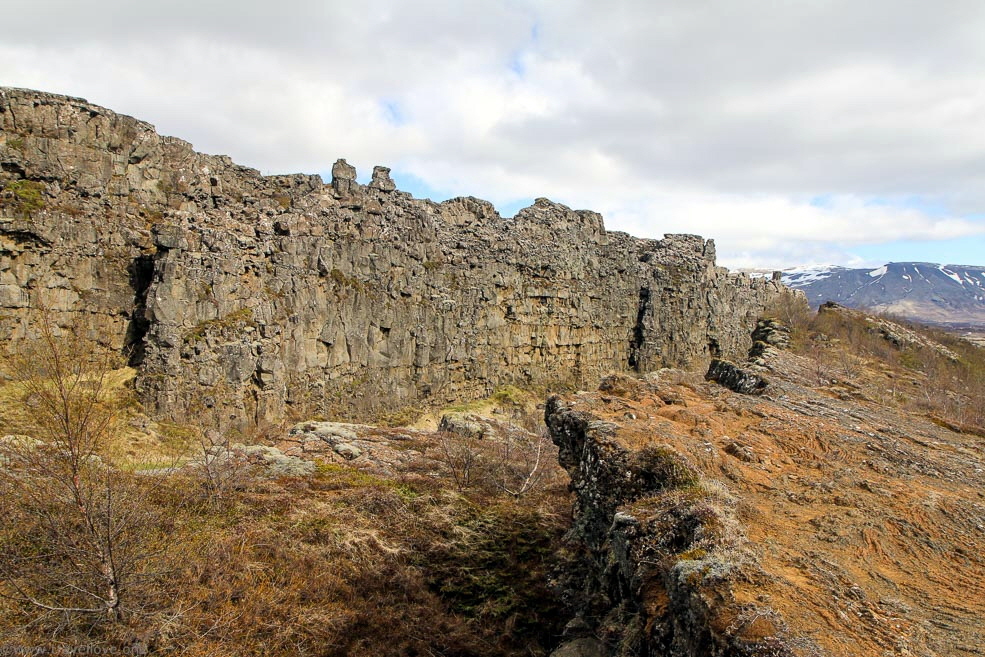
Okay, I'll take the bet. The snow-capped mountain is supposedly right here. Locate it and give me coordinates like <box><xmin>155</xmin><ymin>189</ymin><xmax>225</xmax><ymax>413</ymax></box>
<box><xmin>778</xmin><ymin>262</ymin><xmax>985</xmax><ymax>326</ymax></box>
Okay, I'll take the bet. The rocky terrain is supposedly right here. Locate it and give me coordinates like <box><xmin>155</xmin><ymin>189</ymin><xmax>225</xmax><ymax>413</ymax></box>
<box><xmin>544</xmin><ymin>361</ymin><xmax>984</xmax><ymax>656</ymax></box>
<box><xmin>2</xmin><ymin>87</ymin><xmax>983</xmax><ymax>657</ymax></box>
<box><xmin>181</xmin><ymin>308</ymin><xmax>984</xmax><ymax>657</ymax></box>
<box><xmin>0</xmin><ymin>87</ymin><xmax>786</xmax><ymax>426</ymax></box>
<box><xmin>778</xmin><ymin>263</ymin><xmax>985</xmax><ymax>328</ymax></box>
<box><xmin>171</xmin><ymin>310</ymin><xmax>985</xmax><ymax>656</ymax></box>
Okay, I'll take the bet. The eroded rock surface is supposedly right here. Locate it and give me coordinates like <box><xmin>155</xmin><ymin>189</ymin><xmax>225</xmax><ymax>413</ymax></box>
<box><xmin>706</xmin><ymin>358</ymin><xmax>770</xmax><ymax>394</ymax></box>
<box><xmin>545</xmin><ymin>365</ymin><xmax>985</xmax><ymax>656</ymax></box>
<box><xmin>0</xmin><ymin>88</ymin><xmax>788</xmax><ymax>423</ymax></box>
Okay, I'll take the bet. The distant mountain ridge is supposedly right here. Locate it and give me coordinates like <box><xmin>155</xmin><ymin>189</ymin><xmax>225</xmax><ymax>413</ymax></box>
<box><xmin>778</xmin><ymin>262</ymin><xmax>985</xmax><ymax>327</ymax></box>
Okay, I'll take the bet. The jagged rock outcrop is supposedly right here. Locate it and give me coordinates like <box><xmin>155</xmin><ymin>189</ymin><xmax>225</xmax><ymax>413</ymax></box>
<box><xmin>545</xmin><ymin>378</ymin><xmax>797</xmax><ymax>656</ymax></box>
<box><xmin>750</xmin><ymin>318</ymin><xmax>790</xmax><ymax>350</ymax></box>
<box><xmin>0</xmin><ymin>87</ymin><xmax>790</xmax><ymax>423</ymax></box>
<box><xmin>705</xmin><ymin>359</ymin><xmax>769</xmax><ymax>395</ymax></box>
<box><xmin>545</xmin><ymin>345</ymin><xmax>985</xmax><ymax>657</ymax></box>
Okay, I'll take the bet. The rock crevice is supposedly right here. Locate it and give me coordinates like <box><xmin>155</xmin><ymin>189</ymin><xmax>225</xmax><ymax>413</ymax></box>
<box><xmin>545</xmin><ymin>380</ymin><xmax>798</xmax><ymax>657</ymax></box>
<box><xmin>0</xmin><ymin>87</ymin><xmax>790</xmax><ymax>423</ymax></box>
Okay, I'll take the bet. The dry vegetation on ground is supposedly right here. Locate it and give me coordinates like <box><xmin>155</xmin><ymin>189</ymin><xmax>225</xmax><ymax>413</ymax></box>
<box><xmin>768</xmin><ymin>296</ymin><xmax>985</xmax><ymax>435</ymax></box>
<box><xmin>557</xmin><ymin>363</ymin><xmax>985</xmax><ymax>655</ymax></box>
<box><xmin>3</xmin><ymin>303</ymin><xmax>984</xmax><ymax>656</ymax></box>
<box><xmin>0</xmin><ymin>323</ymin><xmax>571</xmax><ymax>656</ymax></box>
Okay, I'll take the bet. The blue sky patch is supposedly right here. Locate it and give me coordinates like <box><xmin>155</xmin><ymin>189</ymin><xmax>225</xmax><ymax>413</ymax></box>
<box><xmin>850</xmin><ymin>236</ymin><xmax>985</xmax><ymax>267</ymax></box>
<box><xmin>379</xmin><ymin>99</ymin><xmax>405</xmax><ymax>126</ymax></box>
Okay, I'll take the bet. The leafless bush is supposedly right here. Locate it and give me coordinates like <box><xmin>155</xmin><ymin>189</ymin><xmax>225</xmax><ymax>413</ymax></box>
<box><xmin>0</xmin><ymin>314</ymin><xmax>167</xmax><ymax>624</ymax></box>
<box><xmin>806</xmin><ymin>342</ymin><xmax>834</xmax><ymax>385</ymax></box>
<box><xmin>837</xmin><ymin>350</ymin><xmax>866</xmax><ymax>380</ymax></box>
<box><xmin>765</xmin><ymin>293</ymin><xmax>813</xmax><ymax>340</ymax></box>
<box><xmin>434</xmin><ymin>430</ymin><xmax>483</xmax><ymax>491</ymax></box>
<box><xmin>490</xmin><ymin>426</ymin><xmax>552</xmax><ymax>499</ymax></box>
<box><xmin>194</xmin><ymin>428</ymin><xmax>249</xmax><ymax>507</ymax></box>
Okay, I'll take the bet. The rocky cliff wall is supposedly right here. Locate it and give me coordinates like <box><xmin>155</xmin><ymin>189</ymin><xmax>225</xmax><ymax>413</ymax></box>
<box><xmin>0</xmin><ymin>87</ymin><xmax>788</xmax><ymax>423</ymax></box>
<box><xmin>545</xmin><ymin>380</ymin><xmax>798</xmax><ymax>656</ymax></box>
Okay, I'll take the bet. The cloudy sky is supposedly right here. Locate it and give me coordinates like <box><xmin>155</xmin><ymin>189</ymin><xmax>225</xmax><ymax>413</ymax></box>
<box><xmin>4</xmin><ymin>0</ymin><xmax>985</xmax><ymax>268</ymax></box>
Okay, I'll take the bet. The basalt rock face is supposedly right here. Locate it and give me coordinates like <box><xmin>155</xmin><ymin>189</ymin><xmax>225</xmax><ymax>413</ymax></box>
<box><xmin>705</xmin><ymin>359</ymin><xmax>769</xmax><ymax>395</ymax></box>
<box><xmin>545</xmin><ymin>379</ymin><xmax>797</xmax><ymax>657</ymax></box>
<box><xmin>545</xmin><ymin>353</ymin><xmax>985</xmax><ymax>656</ymax></box>
<box><xmin>0</xmin><ymin>87</ymin><xmax>788</xmax><ymax>423</ymax></box>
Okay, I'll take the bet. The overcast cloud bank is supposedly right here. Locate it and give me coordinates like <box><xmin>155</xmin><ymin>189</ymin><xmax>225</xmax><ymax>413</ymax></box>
<box><xmin>5</xmin><ymin>0</ymin><xmax>985</xmax><ymax>267</ymax></box>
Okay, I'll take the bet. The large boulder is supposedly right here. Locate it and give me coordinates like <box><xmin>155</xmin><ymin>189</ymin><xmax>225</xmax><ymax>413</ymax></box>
<box><xmin>368</xmin><ymin>165</ymin><xmax>396</xmax><ymax>192</ymax></box>
<box><xmin>705</xmin><ymin>359</ymin><xmax>769</xmax><ymax>395</ymax></box>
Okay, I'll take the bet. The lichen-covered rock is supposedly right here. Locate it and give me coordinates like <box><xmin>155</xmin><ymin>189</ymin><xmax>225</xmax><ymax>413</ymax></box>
<box><xmin>705</xmin><ymin>359</ymin><xmax>769</xmax><ymax>394</ymax></box>
<box><xmin>290</xmin><ymin>421</ymin><xmax>360</xmax><ymax>443</ymax></box>
<box><xmin>368</xmin><ymin>165</ymin><xmax>396</xmax><ymax>192</ymax></box>
<box><xmin>196</xmin><ymin>443</ymin><xmax>315</xmax><ymax>478</ymax></box>
<box><xmin>0</xmin><ymin>87</ymin><xmax>792</xmax><ymax>425</ymax></box>
<box><xmin>235</xmin><ymin>444</ymin><xmax>316</xmax><ymax>477</ymax></box>
<box><xmin>751</xmin><ymin>318</ymin><xmax>790</xmax><ymax>349</ymax></box>
<box><xmin>438</xmin><ymin>412</ymin><xmax>492</xmax><ymax>439</ymax></box>
<box><xmin>332</xmin><ymin>442</ymin><xmax>361</xmax><ymax>460</ymax></box>
<box><xmin>545</xmin><ymin>389</ymin><xmax>798</xmax><ymax>657</ymax></box>
<box><xmin>330</xmin><ymin>158</ymin><xmax>357</xmax><ymax>196</ymax></box>
<box><xmin>287</xmin><ymin>421</ymin><xmax>367</xmax><ymax>459</ymax></box>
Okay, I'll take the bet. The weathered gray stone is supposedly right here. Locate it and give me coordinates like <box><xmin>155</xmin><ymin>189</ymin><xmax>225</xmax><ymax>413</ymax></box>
<box><xmin>0</xmin><ymin>87</ymin><xmax>794</xmax><ymax>425</ymax></box>
<box><xmin>368</xmin><ymin>165</ymin><xmax>396</xmax><ymax>191</ymax></box>
<box><xmin>550</xmin><ymin>638</ymin><xmax>607</xmax><ymax>657</ymax></box>
<box><xmin>724</xmin><ymin>440</ymin><xmax>759</xmax><ymax>463</ymax></box>
<box><xmin>330</xmin><ymin>158</ymin><xmax>357</xmax><ymax>195</ymax></box>
<box><xmin>290</xmin><ymin>421</ymin><xmax>360</xmax><ymax>442</ymax></box>
<box><xmin>705</xmin><ymin>359</ymin><xmax>769</xmax><ymax>395</ymax></box>
<box><xmin>438</xmin><ymin>412</ymin><xmax>490</xmax><ymax>439</ymax></box>
<box><xmin>331</xmin><ymin>158</ymin><xmax>356</xmax><ymax>180</ymax></box>
<box><xmin>332</xmin><ymin>443</ymin><xmax>361</xmax><ymax>460</ymax></box>
<box><xmin>750</xmin><ymin>318</ymin><xmax>790</xmax><ymax>349</ymax></box>
<box><xmin>235</xmin><ymin>444</ymin><xmax>316</xmax><ymax>477</ymax></box>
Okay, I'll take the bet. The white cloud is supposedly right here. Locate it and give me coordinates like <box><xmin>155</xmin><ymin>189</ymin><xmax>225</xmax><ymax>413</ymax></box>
<box><xmin>4</xmin><ymin>0</ymin><xmax>985</xmax><ymax>266</ymax></box>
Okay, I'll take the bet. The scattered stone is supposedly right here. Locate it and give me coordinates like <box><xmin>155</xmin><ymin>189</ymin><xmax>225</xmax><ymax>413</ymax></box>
<box><xmin>332</xmin><ymin>442</ymin><xmax>361</xmax><ymax>460</ymax></box>
<box><xmin>438</xmin><ymin>412</ymin><xmax>490</xmax><ymax>439</ymax></box>
<box><xmin>561</xmin><ymin>616</ymin><xmax>593</xmax><ymax>639</ymax></box>
<box><xmin>724</xmin><ymin>441</ymin><xmax>759</xmax><ymax>463</ymax></box>
<box><xmin>290</xmin><ymin>421</ymin><xmax>360</xmax><ymax>443</ymax></box>
<box><xmin>212</xmin><ymin>443</ymin><xmax>316</xmax><ymax>478</ymax></box>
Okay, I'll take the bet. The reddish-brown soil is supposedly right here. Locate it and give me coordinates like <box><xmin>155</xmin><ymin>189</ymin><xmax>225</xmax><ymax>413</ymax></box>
<box><xmin>563</xmin><ymin>357</ymin><xmax>984</xmax><ymax>656</ymax></box>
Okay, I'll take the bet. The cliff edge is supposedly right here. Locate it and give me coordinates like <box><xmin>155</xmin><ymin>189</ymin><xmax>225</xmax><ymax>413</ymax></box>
<box><xmin>544</xmin><ymin>355</ymin><xmax>985</xmax><ymax>656</ymax></box>
<box><xmin>0</xmin><ymin>87</ymin><xmax>787</xmax><ymax>423</ymax></box>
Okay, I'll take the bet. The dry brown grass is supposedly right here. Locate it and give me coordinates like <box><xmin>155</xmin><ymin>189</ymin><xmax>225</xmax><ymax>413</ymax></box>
<box><xmin>0</xmin><ymin>319</ymin><xmax>572</xmax><ymax>655</ymax></box>
<box><xmin>0</xmin><ymin>458</ymin><xmax>571</xmax><ymax>655</ymax></box>
<box><xmin>777</xmin><ymin>302</ymin><xmax>985</xmax><ymax>435</ymax></box>
<box><xmin>561</xmin><ymin>373</ymin><xmax>985</xmax><ymax>656</ymax></box>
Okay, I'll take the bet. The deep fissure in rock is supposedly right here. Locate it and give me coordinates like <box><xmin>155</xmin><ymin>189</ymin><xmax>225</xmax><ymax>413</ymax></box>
<box><xmin>124</xmin><ymin>254</ymin><xmax>155</xmax><ymax>366</ymax></box>
<box><xmin>628</xmin><ymin>285</ymin><xmax>650</xmax><ymax>370</ymax></box>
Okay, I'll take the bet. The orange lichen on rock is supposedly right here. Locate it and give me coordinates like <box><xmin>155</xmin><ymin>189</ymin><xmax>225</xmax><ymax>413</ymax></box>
<box><xmin>548</xmin><ymin>360</ymin><xmax>985</xmax><ymax>656</ymax></box>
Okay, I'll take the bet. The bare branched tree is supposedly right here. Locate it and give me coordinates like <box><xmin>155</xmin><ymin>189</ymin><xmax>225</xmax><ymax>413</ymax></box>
<box><xmin>0</xmin><ymin>312</ymin><xmax>164</xmax><ymax>624</ymax></box>
<box><xmin>434</xmin><ymin>430</ymin><xmax>483</xmax><ymax>491</ymax></box>
<box><xmin>194</xmin><ymin>428</ymin><xmax>247</xmax><ymax>507</ymax></box>
<box><xmin>765</xmin><ymin>293</ymin><xmax>812</xmax><ymax>333</ymax></box>
<box><xmin>491</xmin><ymin>424</ymin><xmax>550</xmax><ymax>499</ymax></box>
<box><xmin>178</xmin><ymin>384</ymin><xmax>254</xmax><ymax>507</ymax></box>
